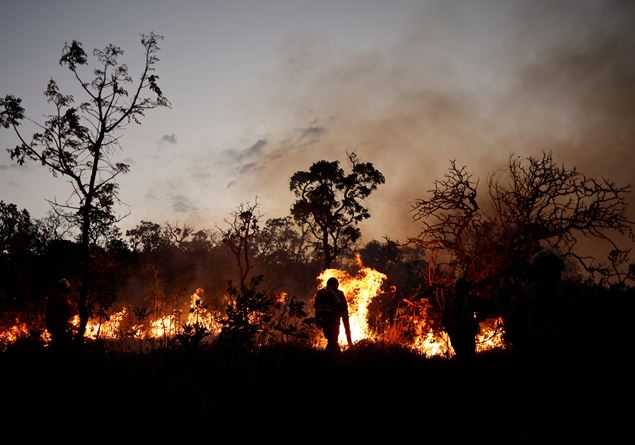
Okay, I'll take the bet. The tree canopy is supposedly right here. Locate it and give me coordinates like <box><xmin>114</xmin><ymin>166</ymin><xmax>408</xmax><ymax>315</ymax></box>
<box><xmin>290</xmin><ymin>152</ymin><xmax>385</xmax><ymax>269</ymax></box>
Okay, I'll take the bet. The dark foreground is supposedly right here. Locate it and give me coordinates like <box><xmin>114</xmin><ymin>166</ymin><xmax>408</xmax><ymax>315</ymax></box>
<box><xmin>0</xmin><ymin>340</ymin><xmax>629</xmax><ymax>436</ymax></box>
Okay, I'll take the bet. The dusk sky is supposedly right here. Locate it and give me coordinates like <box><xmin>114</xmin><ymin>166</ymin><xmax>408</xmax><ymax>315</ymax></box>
<box><xmin>1</xmin><ymin>0</ymin><xmax>634</xmax><ymax>246</ymax></box>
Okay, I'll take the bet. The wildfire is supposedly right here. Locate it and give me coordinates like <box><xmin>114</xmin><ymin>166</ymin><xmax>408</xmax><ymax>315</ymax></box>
<box><xmin>0</xmin><ymin>287</ymin><xmax>222</xmax><ymax>347</ymax></box>
<box><xmin>316</xmin><ymin>254</ymin><xmax>506</xmax><ymax>356</ymax></box>
<box><xmin>0</xmin><ymin>320</ymin><xmax>30</xmax><ymax>347</ymax></box>
<box><xmin>318</xmin><ymin>254</ymin><xmax>386</xmax><ymax>346</ymax></box>
<box><xmin>2</xmin><ymin>258</ymin><xmax>506</xmax><ymax>358</ymax></box>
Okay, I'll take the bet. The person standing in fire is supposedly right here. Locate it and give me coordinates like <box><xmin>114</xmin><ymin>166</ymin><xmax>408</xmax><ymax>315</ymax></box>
<box><xmin>443</xmin><ymin>277</ymin><xmax>479</xmax><ymax>364</ymax></box>
<box><xmin>45</xmin><ymin>278</ymin><xmax>76</xmax><ymax>349</ymax></box>
<box><xmin>314</xmin><ymin>277</ymin><xmax>353</xmax><ymax>353</ymax></box>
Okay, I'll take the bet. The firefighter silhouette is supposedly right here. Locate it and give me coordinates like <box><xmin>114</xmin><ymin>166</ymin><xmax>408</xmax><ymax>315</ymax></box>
<box><xmin>444</xmin><ymin>277</ymin><xmax>479</xmax><ymax>364</ymax></box>
<box><xmin>314</xmin><ymin>277</ymin><xmax>353</xmax><ymax>353</ymax></box>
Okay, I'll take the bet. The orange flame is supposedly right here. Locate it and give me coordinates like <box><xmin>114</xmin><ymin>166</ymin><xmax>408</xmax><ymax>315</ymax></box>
<box><xmin>317</xmin><ymin>253</ymin><xmax>387</xmax><ymax>346</ymax></box>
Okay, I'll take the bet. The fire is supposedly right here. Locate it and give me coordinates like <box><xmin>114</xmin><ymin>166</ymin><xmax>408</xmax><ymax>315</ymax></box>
<box><xmin>66</xmin><ymin>288</ymin><xmax>221</xmax><ymax>342</ymax></box>
<box><xmin>317</xmin><ymin>253</ymin><xmax>387</xmax><ymax>346</ymax></box>
<box><xmin>317</xmin><ymin>254</ymin><xmax>506</xmax><ymax>357</ymax></box>
<box><xmin>2</xmin><ymin>259</ymin><xmax>505</xmax><ymax>358</ymax></box>
<box><xmin>0</xmin><ymin>319</ymin><xmax>30</xmax><ymax>347</ymax></box>
<box><xmin>184</xmin><ymin>288</ymin><xmax>221</xmax><ymax>336</ymax></box>
<box><xmin>476</xmin><ymin>317</ymin><xmax>506</xmax><ymax>352</ymax></box>
<box><xmin>73</xmin><ymin>308</ymin><xmax>129</xmax><ymax>340</ymax></box>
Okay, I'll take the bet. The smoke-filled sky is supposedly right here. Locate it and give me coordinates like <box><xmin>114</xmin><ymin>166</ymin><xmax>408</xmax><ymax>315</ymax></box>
<box><xmin>1</xmin><ymin>0</ymin><xmax>634</xmax><ymax>247</ymax></box>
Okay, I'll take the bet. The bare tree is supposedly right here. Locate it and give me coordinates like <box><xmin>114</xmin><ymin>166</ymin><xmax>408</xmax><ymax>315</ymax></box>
<box><xmin>412</xmin><ymin>152</ymin><xmax>634</xmax><ymax>286</ymax></box>
<box><xmin>219</xmin><ymin>201</ymin><xmax>261</xmax><ymax>290</ymax></box>
<box><xmin>1</xmin><ymin>33</ymin><xmax>169</xmax><ymax>339</ymax></box>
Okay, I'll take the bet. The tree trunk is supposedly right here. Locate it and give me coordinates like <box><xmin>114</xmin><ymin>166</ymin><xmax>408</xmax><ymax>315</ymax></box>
<box><xmin>322</xmin><ymin>230</ymin><xmax>332</xmax><ymax>269</ymax></box>
<box><xmin>76</xmin><ymin>203</ymin><xmax>91</xmax><ymax>342</ymax></box>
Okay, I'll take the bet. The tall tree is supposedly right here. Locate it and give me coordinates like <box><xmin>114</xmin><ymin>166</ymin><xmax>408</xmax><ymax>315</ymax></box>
<box><xmin>290</xmin><ymin>152</ymin><xmax>385</xmax><ymax>269</ymax></box>
<box><xmin>1</xmin><ymin>33</ymin><xmax>169</xmax><ymax>339</ymax></box>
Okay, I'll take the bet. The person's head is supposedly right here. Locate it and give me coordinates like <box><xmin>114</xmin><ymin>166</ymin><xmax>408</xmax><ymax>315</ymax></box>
<box><xmin>326</xmin><ymin>277</ymin><xmax>339</xmax><ymax>290</ymax></box>
<box><xmin>530</xmin><ymin>249</ymin><xmax>564</xmax><ymax>282</ymax></box>
<box><xmin>454</xmin><ymin>277</ymin><xmax>471</xmax><ymax>294</ymax></box>
<box><xmin>55</xmin><ymin>278</ymin><xmax>72</xmax><ymax>293</ymax></box>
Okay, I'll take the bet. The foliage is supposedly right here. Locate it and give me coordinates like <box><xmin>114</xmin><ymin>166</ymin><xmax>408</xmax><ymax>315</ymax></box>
<box><xmin>218</xmin><ymin>275</ymin><xmax>273</xmax><ymax>349</ymax></box>
<box><xmin>173</xmin><ymin>322</ymin><xmax>211</xmax><ymax>353</ymax></box>
<box><xmin>290</xmin><ymin>152</ymin><xmax>385</xmax><ymax>269</ymax></box>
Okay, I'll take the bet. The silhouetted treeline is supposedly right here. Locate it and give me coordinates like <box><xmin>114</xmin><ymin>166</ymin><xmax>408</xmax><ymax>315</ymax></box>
<box><xmin>0</xmin><ymin>201</ymin><xmax>424</xmax><ymax>328</ymax></box>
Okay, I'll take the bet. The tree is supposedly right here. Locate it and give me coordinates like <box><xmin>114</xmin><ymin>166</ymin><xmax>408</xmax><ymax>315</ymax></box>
<box><xmin>290</xmin><ymin>152</ymin><xmax>385</xmax><ymax>269</ymax></box>
<box><xmin>1</xmin><ymin>33</ymin><xmax>169</xmax><ymax>339</ymax></box>
<box><xmin>126</xmin><ymin>220</ymin><xmax>171</xmax><ymax>253</ymax></box>
<box><xmin>218</xmin><ymin>275</ymin><xmax>273</xmax><ymax>349</ymax></box>
<box><xmin>218</xmin><ymin>201</ymin><xmax>261</xmax><ymax>290</ymax></box>
<box><xmin>256</xmin><ymin>216</ymin><xmax>311</xmax><ymax>266</ymax></box>
<box><xmin>0</xmin><ymin>201</ymin><xmax>39</xmax><ymax>309</ymax></box>
<box><xmin>412</xmin><ymin>152</ymin><xmax>634</xmax><ymax>288</ymax></box>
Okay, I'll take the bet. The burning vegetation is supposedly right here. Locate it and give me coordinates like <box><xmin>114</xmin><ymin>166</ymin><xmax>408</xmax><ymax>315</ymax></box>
<box><xmin>1</xmin><ymin>252</ymin><xmax>506</xmax><ymax>358</ymax></box>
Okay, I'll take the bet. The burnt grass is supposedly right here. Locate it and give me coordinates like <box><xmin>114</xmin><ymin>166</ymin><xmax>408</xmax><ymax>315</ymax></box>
<box><xmin>0</xmin><ymin>339</ymin><xmax>629</xmax><ymax>434</ymax></box>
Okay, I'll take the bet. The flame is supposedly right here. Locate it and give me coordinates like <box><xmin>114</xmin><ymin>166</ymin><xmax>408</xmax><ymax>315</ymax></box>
<box><xmin>184</xmin><ymin>288</ymin><xmax>221</xmax><ymax>336</ymax></box>
<box><xmin>317</xmin><ymin>254</ymin><xmax>506</xmax><ymax>357</ymax></box>
<box><xmin>0</xmin><ymin>319</ymin><xmax>30</xmax><ymax>347</ymax></box>
<box><xmin>476</xmin><ymin>317</ymin><xmax>506</xmax><ymax>352</ymax></box>
<box><xmin>317</xmin><ymin>253</ymin><xmax>387</xmax><ymax>346</ymax></box>
<box><xmin>2</xmin><ymin>259</ymin><xmax>506</xmax><ymax>358</ymax></box>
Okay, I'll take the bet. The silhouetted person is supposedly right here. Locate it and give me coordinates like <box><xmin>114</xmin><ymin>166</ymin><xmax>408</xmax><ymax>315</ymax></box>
<box><xmin>314</xmin><ymin>277</ymin><xmax>352</xmax><ymax>353</ymax></box>
<box><xmin>524</xmin><ymin>249</ymin><xmax>570</xmax><ymax>363</ymax></box>
<box><xmin>45</xmin><ymin>278</ymin><xmax>76</xmax><ymax>349</ymax></box>
<box><xmin>443</xmin><ymin>277</ymin><xmax>479</xmax><ymax>364</ymax></box>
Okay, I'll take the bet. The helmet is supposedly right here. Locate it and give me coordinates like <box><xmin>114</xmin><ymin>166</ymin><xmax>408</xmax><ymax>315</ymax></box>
<box><xmin>454</xmin><ymin>277</ymin><xmax>471</xmax><ymax>293</ymax></box>
<box><xmin>55</xmin><ymin>278</ymin><xmax>72</xmax><ymax>292</ymax></box>
<box><xmin>530</xmin><ymin>249</ymin><xmax>564</xmax><ymax>272</ymax></box>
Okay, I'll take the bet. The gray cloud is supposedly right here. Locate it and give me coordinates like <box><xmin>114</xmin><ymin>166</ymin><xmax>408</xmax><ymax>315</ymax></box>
<box><xmin>236</xmin><ymin>162</ymin><xmax>260</xmax><ymax>175</ymax></box>
<box><xmin>241</xmin><ymin>139</ymin><xmax>267</xmax><ymax>159</ymax></box>
<box><xmin>161</xmin><ymin>134</ymin><xmax>178</xmax><ymax>144</ymax></box>
<box><xmin>221</xmin><ymin>138</ymin><xmax>269</xmax><ymax>164</ymax></box>
<box><xmin>172</xmin><ymin>194</ymin><xmax>197</xmax><ymax>214</ymax></box>
<box><xmin>300</xmin><ymin>126</ymin><xmax>327</xmax><ymax>139</ymax></box>
<box><xmin>0</xmin><ymin>163</ymin><xmax>27</xmax><ymax>170</ymax></box>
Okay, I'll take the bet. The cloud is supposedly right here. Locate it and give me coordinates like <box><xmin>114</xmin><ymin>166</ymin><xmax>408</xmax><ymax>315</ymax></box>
<box><xmin>300</xmin><ymin>126</ymin><xmax>327</xmax><ymax>139</ymax></box>
<box><xmin>0</xmin><ymin>163</ymin><xmax>27</xmax><ymax>170</ymax></box>
<box><xmin>241</xmin><ymin>139</ymin><xmax>267</xmax><ymax>159</ymax></box>
<box><xmin>160</xmin><ymin>134</ymin><xmax>178</xmax><ymax>144</ymax></box>
<box><xmin>172</xmin><ymin>194</ymin><xmax>198</xmax><ymax>214</ymax></box>
<box><xmin>221</xmin><ymin>139</ymin><xmax>269</xmax><ymax>164</ymax></box>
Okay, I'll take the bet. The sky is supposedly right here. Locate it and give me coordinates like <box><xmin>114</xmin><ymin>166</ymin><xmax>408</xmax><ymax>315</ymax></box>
<box><xmin>1</xmin><ymin>0</ymin><xmax>634</xmax><ymax>251</ymax></box>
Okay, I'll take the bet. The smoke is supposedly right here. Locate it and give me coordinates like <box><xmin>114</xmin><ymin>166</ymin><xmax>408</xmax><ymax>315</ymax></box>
<box><xmin>217</xmin><ymin>0</ymin><xmax>635</xmax><ymax>256</ymax></box>
<box><xmin>160</xmin><ymin>134</ymin><xmax>178</xmax><ymax>144</ymax></box>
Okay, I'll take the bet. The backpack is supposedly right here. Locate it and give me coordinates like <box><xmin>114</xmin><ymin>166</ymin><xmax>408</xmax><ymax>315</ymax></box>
<box><xmin>315</xmin><ymin>288</ymin><xmax>343</xmax><ymax>318</ymax></box>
